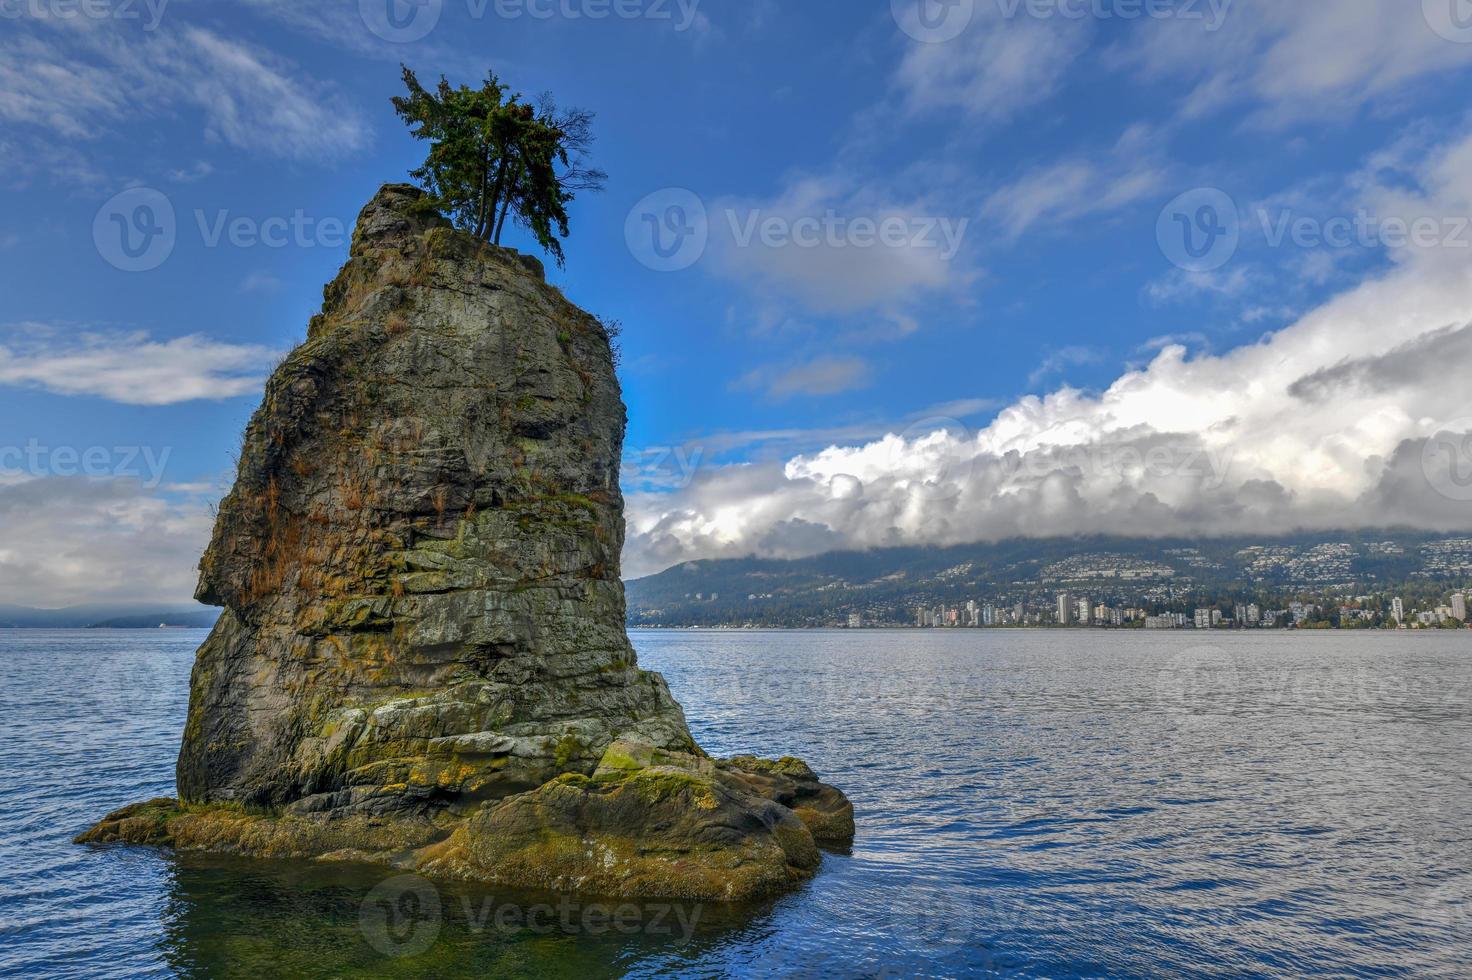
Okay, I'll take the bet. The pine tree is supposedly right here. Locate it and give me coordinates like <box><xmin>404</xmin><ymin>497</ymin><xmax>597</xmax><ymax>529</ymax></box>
<box><xmin>392</xmin><ymin>67</ymin><xmax>606</xmax><ymax>266</ymax></box>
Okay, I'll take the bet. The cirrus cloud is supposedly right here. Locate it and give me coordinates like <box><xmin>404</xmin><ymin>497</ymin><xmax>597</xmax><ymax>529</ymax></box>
<box><xmin>0</xmin><ymin>327</ymin><xmax>279</xmax><ymax>405</ymax></box>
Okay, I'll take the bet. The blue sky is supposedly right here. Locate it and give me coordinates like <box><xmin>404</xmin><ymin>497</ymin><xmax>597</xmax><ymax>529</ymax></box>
<box><xmin>5</xmin><ymin>0</ymin><xmax>1472</xmax><ymax>604</ymax></box>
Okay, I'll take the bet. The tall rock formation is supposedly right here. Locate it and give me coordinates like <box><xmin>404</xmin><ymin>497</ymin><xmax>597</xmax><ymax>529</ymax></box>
<box><xmin>79</xmin><ymin>185</ymin><xmax>853</xmax><ymax>901</ymax></box>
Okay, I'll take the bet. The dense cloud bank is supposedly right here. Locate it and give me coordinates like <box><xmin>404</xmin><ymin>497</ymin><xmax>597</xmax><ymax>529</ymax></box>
<box><xmin>624</xmin><ymin>131</ymin><xmax>1472</xmax><ymax>578</ymax></box>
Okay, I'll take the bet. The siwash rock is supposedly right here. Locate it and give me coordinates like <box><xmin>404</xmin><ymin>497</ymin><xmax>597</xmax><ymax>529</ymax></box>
<box><xmin>78</xmin><ymin>185</ymin><xmax>853</xmax><ymax>901</ymax></box>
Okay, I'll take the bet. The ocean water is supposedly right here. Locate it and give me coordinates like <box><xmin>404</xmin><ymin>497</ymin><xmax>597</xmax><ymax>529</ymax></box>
<box><xmin>1</xmin><ymin>628</ymin><xmax>1469</xmax><ymax>978</ymax></box>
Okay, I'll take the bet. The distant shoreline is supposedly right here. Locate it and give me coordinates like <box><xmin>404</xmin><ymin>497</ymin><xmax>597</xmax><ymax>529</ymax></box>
<box><xmin>0</xmin><ymin>625</ymin><xmax>215</xmax><ymax>631</ymax></box>
<box><xmin>629</xmin><ymin>625</ymin><xmax>1470</xmax><ymax>633</ymax></box>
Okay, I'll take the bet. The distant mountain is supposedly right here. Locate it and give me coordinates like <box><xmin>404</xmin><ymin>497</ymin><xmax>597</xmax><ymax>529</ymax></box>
<box><xmin>0</xmin><ymin>604</ymin><xmax>220</xmax><ymax>629</ymax></box>
<box><xmin>625</xmin><ymin>530</ymin><xmax>1472</xmax><ymax>627</ymax></box>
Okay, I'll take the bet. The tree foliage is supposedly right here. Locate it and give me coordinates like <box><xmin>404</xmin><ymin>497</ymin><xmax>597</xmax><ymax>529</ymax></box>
<box><xmin>392</xmin><ymin>66</ymin><xmax>606</xmax><ymax>266</ymax></box>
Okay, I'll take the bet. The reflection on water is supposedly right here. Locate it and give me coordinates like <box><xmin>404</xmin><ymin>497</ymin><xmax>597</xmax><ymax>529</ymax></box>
<box><xmin>156</xmin><ymin>855</ymin><xmax>757</xmax><ymax>979</ymax></box>
<box><xmin>2</xmin><ymin>628</ymin><xmax>1471</xmax><ymax>977</ymax></box>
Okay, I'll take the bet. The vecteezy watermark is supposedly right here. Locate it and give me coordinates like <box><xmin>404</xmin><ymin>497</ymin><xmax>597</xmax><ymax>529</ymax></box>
<box><xmin>892</xmin><ymin>0</ymin><xmax>975</xmax><ymax>43</ymax></box>
<box><xmin>1002</xmin><ymin>442</ymin><xmax>1236</xmax><ymax>491</ymax></box>
<box><xmin>1156</xmin><ymin>187</ymin><xmax>1240</xmax><ymax>273</ymax></box>
<box><xmin>94</xmin><ymin>187</ymin><xmax>176</xmax><ymax>273</ymax></box>
<box><xmin>725</xmin><ymin>210</ymin><xmax>969</xmax><ymax>260</ymax></box>
<box><xmin>88</xmin><ymin>632</ymin><xmax>190</xmax><ymax>717</ymax></box>
<box><xmin>624</xmin><ymin>188</ymin><xmax>970</xmax><ymax>273</ymax></box>
<box><xmin>359</xmin><ymin>0</ymin><xmax>443</xmax><ymax>42</ymax></box>
<box><xmin>0</xmin><ymin>0</ymin><xmax>169</xmax><ymax>29</ymax></box>
<box><xmin>1154</xmin><ymin>645</ymin><xmax>1240</xmax><ymax>724</ymax></box>
<box><xmin>94</xmin><ymin>187</ymin><xmax>350</xmax><ymax>272</ymax></box>
<box><xmin>358</xmin><ymin>874</ymin><xmax>703</xmax><ymax>958</ymax></box>
<box><xmin>1423</xmin><ymin>0</ymin><xmax>1472</xmax><ymax>44</ymax></box>
<box><xmin>1158</xmin><ymin>188</ymin><xmax>1471</xmax><ymax>272</ymax></box>
<box><xmin>623</xmin><ymin>445</ymin><xmax>705</xmax><ymax>489</ymax></box>
<box><xmin>193</xmin><ymin>209</ymin><xmax>350</xmax><ymax>250</ymax></box>
<box><xmin>995</xmin><ymin>0</ymin><xmax>1231</xmax><ymax>30</ymax></box>
<box><xmin>0</xmin><ymin>441</ymin><xmax>172</xmax><ymax>488</ymax></box>
<box><xmin>1421</xmin><ymin>418</ymin><xmax>1472</xmax><ymax>502</ymax></box>
<box><xmin>884</xmin><ymin>884</ymin><xmax>979</xmax><ymax>952</ymax></box>
<box><xmin>876</xmin><ymin>881</ymin><xmax>1066</xmax><ymax>974</ymax></box>
<box><xmin>891</xmin><ymin>0</ymin><xmax>1227</xmax><ymax>43</ymax></box>
<box><xmin>625</xmin><ymin>188</ymin><xmax>709</xmax><ymax>272</ymax></box>
<box><xmin>359</xmin><ymin>0</ymin><xmax>703</xmax><ymax>43</ymax></box>
<box><xmin>1256</xmin><ymin>208</ymin><xmax>1472</xmax><ymax>252</ymax></box>
<box><xmin>360</xmin><ymin>875</ymin><xmax>442</xmax><ymax>958</ymax></box>
<box><xmin>1423</xmin><ymin>872</ymin><xmax>1472</xmax><ymax>940</ymax></box>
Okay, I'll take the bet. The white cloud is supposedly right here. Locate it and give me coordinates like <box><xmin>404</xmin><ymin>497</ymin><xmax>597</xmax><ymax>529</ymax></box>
<box><xmin>710</xmin><ymin>176</ymin><xmax>974</xmax><ymax>315</ymax></box>
<box><xmin>1027</xmin><ymin>345</ymin><xmax>1103</xmax><ymax>387</ymax></box>
<box><xmin>0</xmin><ymin>477</ymin><xmax>212</xmax><ymax>607</ymax></box>
<box><xmin>1111</xmin><ymin>0</ymin><xmax>1472</xmax><ymax>126</ymax></box>
<box><xmin>167</xmin><ymin>160</ymin><xmax>215</xmax><ymax>184</ymax></box>
<box><xmin>1143</xmin><ymin>265</ymin><xmax>1255</xmax><ymax>304</ymax></box>
<box><xmin>239</xmin><ymin>0</ymin><xmax>402</xmax><ymax>57</ymax></box>
<box><xmin>623</xmin><ymin>124</ymin><xmax>1472</xmax><ymax>577</ymax></box>
<box><xmin>0</xmin><ymin>17</ymin><xmax>368</xmax><ymax>162</ymax></box>
<box><xmin>735</xmin><ymin>356</ymin><xmax>874</xmax><ymax>401</ymax></box>
<box><xmin>0</xmin><ymin>328</ymin><xmax>278</xmax><ymax>405</ymax></box>
<box><xmin>894</xmin><ymin>9</ymin><xmax>1090</xmax><ymax>122</ymax></box>
<box><xmin>239</xmin><ymin>271</ymin><xmax>283</xmax><ymax>294</ymax></box>
<box><xmin>983</xmin><ymin>125</ymin><xmax>1170</xmax><ymax>239</ymax></box>
<box><xmin>1137</xmin><ymin>331</ymin><xmax>1209</xmax><ymax>354</ymax></box>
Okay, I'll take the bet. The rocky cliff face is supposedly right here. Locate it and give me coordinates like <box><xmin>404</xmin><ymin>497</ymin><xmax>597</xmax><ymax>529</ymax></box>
<box><xmin>79</xmin><ymin>185</ymin><xmax>853</xmax><ymax>901</ymax></box>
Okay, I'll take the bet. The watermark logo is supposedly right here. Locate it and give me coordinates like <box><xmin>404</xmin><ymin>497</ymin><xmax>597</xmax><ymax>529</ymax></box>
<box><xmin>885</xmin><ymin>884</ymin><xmax>977</xmax><ymax>950</ymax></box>
<box><xmin>1257</xmin><ymin>208</ymin><xmax>1471</xmax><ymax>252</ymax></box>
<box><xmin>892</xmin><ymin>0</ymin><xmax>975</xmax><ymax>43</ymax></box>
<box><xmin>0</xmin><ymin>0</ymin><xmax>169</xmax><ymax>29</ymax></box>
<box><xmin>487</xmin><ymin>0</ymin><xmax>703</xmax><ymax>29</ymax></box>
<box><xmin>360</xmin><ymin>0</ymin><xmax>443</xmax><ymax>42</ymax></box>
<box><xmin>1424</xmin><ymin>873</ymin><xmax>1472</xmax><ymax>936</ymax></box>
<box><xmin>360</xmin><ymin>875</ymin><xmax>442</xmax><ymax>958</ymax></box>
<box><xmin>361</xmin><ymin>0</ymin><xmax>701</xmax><ymax>41</ymax></box>
<box><xmin>1422</xmin><ymin>419</ymin><xmax>1472</xmax><ymax>502</ymax></box>
<box><xmin>623</xmin><ymin>445</ymin><xmax>705</xmax><ymax>489</ymax></box>
<box><xmin>193</xmin><ymin>209</ymin><xmax>349</xmax><ymax>250</ymax></box>
<box><xmin>94</xmin><ymin>187</ymin><xmax>176</xmax><ymax>273</ymax></box>
<box><xmin>92</xmin><ymin>188</ymin><xmax>351</xmax><ymax>272</ymax></box>
<box><xmin>90</xmin><ymin>635</ymin><xmax>188</xmax><ymax>717</ymax></box>
<box><xmin>1424</xmin><ymin>0</ymin><xmax>1472</xmax><ymax>44</ymax></box>
<box><xmin>1157</xmin><ymin>188</ymin><xmax>1239</xmax><ymax>272</ymax></box>
<box><xmin>626</xmin><ymin>189</ymin><xmax>968</xmax><ymax>272</ymax></box>
<box><xmin>626</xmin><ymin>188</ymin><xmax>708</xmax><ymax>272</ymax></box>
<box><xmin>724</xmin><ymin>209</ymin><xmax>969</xmax><ymax>260</ymax></box>
<box><xmin>357</xmin><ymin>873</ymin><xmax>705</xmax><ymax>958</ymax></box>
<box><xmin>995</xmin><ymin>0</ymin><xmax>1231</xmax><ymax>31</ymax></box>
<box><xmin>1154</xmin><ymin>645</ymin><xmax>1240</xmax><ymax>723</ymax></box>
<box><xmin>1002</xmin><ymin>443</ymin><xmax>1235</xmax><ymax>491</ymax></box>
<box><xmin>1159</xmin><ymin>190</ymin><xmax>1471</xmax><ymax>272</ymax></box>
<box><xmin>0</xmin><ymin>441</ymin><xmax>172</xmax><ymax>488</ymax></box>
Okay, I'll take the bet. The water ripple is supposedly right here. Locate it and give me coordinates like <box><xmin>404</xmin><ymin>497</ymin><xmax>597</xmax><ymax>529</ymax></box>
<box><xmin>2</xmin><ymin>628</ymin><xmax>1470</xmax><ymax>977</ymax></box>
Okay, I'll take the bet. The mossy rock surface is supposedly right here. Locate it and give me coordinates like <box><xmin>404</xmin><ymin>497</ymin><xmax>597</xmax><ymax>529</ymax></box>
<box><xmin>77</xmin><ymin>740</ymin><xmax>852</xmax><ymax>902</ymax></box>
<box><xmin>76</xmin><ymin>184</ymin><xmax>854</xmax><ymax>902</ymax></box>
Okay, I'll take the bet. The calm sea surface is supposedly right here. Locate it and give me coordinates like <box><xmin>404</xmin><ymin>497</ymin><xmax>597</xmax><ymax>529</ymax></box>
<box><xmin>1</xmin><ymin>628</ymin><xmax>1469</xmax><ymax>978</ymax></box>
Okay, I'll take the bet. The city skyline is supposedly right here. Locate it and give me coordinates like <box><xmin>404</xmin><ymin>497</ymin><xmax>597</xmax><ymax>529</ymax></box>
<box><xmin>911</xmin><ymin>589</ymin><xmax>1470</xmax><ymax>631</ymax></box>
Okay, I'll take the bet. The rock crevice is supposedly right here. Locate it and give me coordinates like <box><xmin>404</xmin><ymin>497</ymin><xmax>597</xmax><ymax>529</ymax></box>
<box><xmin>78</xmin><ymin>185</ymin><xmax>853</xmax><ymax>901</ymax></box>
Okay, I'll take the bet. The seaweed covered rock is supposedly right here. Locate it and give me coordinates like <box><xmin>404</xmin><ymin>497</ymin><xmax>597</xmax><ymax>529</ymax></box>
<box><xmin>77</xmin><ymin>184</ymin><xmax>853</xmax><ymax>901</ymax></box>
